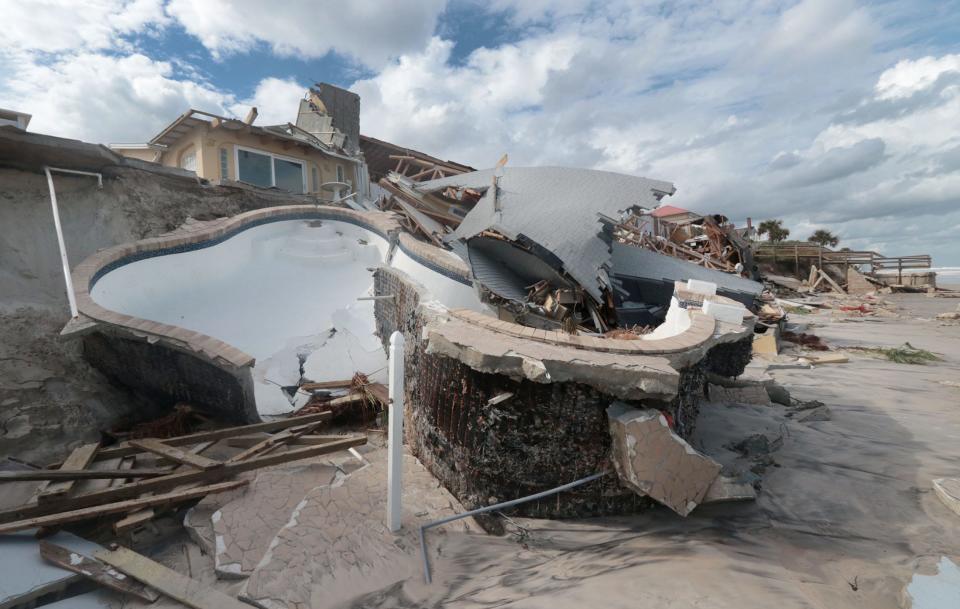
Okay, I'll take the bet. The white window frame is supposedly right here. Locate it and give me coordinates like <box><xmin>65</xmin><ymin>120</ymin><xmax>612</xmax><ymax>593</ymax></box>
<box><xmin>233</xmin><ymin>144</ymin><xmax>307</xmax><ymax>193</ymax></box>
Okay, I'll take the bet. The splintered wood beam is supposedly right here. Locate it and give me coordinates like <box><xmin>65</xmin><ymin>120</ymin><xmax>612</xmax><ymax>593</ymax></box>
<box><xmin>0</xmin><ymin>468</ymin><xmax>171</xmax><ymax>482</ymax></box>
<box><xmin>0</xmin><ymin>436</ymin><xmax>367</xmax><ymax>524</ymax></box>
<box><xmin>39</xmin><ymin>541</ymin><xmax>160</xmax><ymax>603</ymax></box>
<box><xmin>95</xmin><ymin>546</ymin><xmax>253</xmax><ymax>609</ymax></box>
<box><xmin>299</xmin><ymin>379</ymin><xmax>353</xmax><ymax>391</ymax></box>
<box><xmin>36</xmin><ymin>442</ymin><xmax>100</xmax><ymax>504</ymax></box>
<box><xmin>115</xmin><ymin>440</ymin><xmax>218</xmax><ymax>534</ymax></box>
<box><xmin>94</xmin><ymin>412</ymin><xmax>332</xmax><ymax>461</ymax></box>
<box><xmin>0</xmin><ymin>480</ymin><xmax>249</xmax><ymax>534</ymax></box>
<box><xmin>225</xmin><ymin>419</ymin><xmax>327</xmax><ymax>464</ymax></box>
<box><xmin>128</xmin><ymin>439</ymin><xmax>223</xmax><ymax>470</ymax></box>
<box><xmin>225</xmin><ymin>434</ymin><xmax>349</xmax><ymax>448</ymax></box>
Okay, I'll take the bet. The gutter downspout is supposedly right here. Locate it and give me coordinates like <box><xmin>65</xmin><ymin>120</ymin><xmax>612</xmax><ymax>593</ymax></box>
<box><xmin>44</xmin><ymin>166</ymin><xmax>103</xmax><ymax>319</ymax></box>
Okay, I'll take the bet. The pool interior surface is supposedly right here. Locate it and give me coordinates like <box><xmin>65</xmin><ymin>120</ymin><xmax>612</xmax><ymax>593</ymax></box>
<box><xmin>91</xmin><ymin>219</ymin><xmax>484</xmax><ymax>415</ymax></box>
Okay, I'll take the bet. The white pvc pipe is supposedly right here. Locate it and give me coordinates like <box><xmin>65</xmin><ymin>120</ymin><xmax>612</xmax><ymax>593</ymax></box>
<box><xmin>387</xmin><ymin>331</ymin><xmax>405</xmax><ymax>532</ymax></box>
<box><xmin>44</xmin><ymin>166</ymin><xmax>103</xmax><ymax>318</ymax></box>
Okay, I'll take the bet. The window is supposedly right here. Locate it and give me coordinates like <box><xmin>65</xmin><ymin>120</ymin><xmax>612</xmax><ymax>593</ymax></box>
<box><xmin>219</xmin><ymin>148</ymin><xmax>229</xmax><ymax>181</ymax></box>
<box><xmin>274</xmin><ymin>158</ymin><xmax>304</xmax><ymax>193</ymax></box>
<box><xmin>234</xmin><ymin>146</ymin><xmax>305</xmax><ymax>193</ymax></box>
<box><xmin>180</xmin><ymin>149</ymin><xmax>197</xmax><ymax>172</ymax></box>
<box><xmin>336</xmin><ymin>164</ymin><xmax>344</xmax><ymax>183</ymax></box>
<box><xmin>311</xmin><ymin>167</ymin><xmax>319</xmax><ymax>192</ymax></box>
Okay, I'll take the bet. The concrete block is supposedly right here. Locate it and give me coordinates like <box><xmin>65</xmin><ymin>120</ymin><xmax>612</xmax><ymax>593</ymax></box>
<box><xmin>933</xmin><ymin>478</ymin><xmax>960</xmax><ymax>518</ymax></box>
<box><xmin>686</xmin><ymin>279</ymin><xmax>717</xmax><ymax>296</ymax></box>
<box><xmin>708</xmin><ymin>383</ymin><xmax>772</xmax><ymax>406</ymax></box>
<box><xmin>703</xmin><ymin>300</ymin><xmax>743</xmax><ymax>324</ymax></box>
<box><xmin>702</xmin><ymin>476</ymin><xmax>757</xmax><ymax>504</ymax></box>
<box><xmin>607</xmin><ymin>403</ymin><xmax>721</xmax><ymax>516</ymax></box>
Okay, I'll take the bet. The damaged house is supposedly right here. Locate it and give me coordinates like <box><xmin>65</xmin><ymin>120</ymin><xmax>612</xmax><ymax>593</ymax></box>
<box><xmin>111</xmin><ymin>84</ymin><xmax>369</xmax><ymax>202</ymax></box>
<box><xmin>0</xmin><ymin>85</ymin><xmax>777</xmax><ymax>608</ymax></box>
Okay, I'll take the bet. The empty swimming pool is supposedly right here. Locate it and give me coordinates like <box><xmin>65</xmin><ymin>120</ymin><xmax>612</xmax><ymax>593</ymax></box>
<box><xmin>89</xmin><ymin>216</ymin><xmax>485</xmax><ymax>415</ymax></box>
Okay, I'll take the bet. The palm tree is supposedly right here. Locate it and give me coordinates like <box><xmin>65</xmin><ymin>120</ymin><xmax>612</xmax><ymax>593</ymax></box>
<box><xmin>808</xmin><ymin>229</ymin><xmax>839</xmax><ymax>248</ymax></box>
<box><xmin>758</xmin><ymin>219</ymin><xmax>790</xmax><ymax>243</ymax></box>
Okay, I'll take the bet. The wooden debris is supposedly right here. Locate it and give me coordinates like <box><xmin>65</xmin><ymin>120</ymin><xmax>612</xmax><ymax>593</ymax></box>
<box><xmin>128</xmin><ymin>438</ymin><xmax>223</xmax><ymax>470</ymax></box>
<box><xmin>0</xmin><ymin>468</ymin><xmax>171</xmax><ymax>482</ymax></box>
<box><xmin>39</xmin><ymin>541</ymin><xmax>159</xmax><ymax>602</ymax></box>
<box><xmin>36</xmin><ymin>442</ymin><xmax>100</xmax><ymax>504</ymax></box>
<box><xmin>808</xmin><ymin>353</ymin><xmax>849</xmax><ymax>365</ymax></box>
<box><xmin>225</xmin><ymin>434</ymin><xmax>347</xmax><ymax>448</ymax></box>
<box><xmin>0</xmin><ymin>435</ymin><xmax>366</xmax><ymax>525</ymax></box>
<box><xmin>818</xmin><ymin>269</ymin><xmax>846</xmax><ymax>294</ymax></box>
<box><xmin>94</xmin><ymin>412</ymin><xmax>332</xmax><ymax>461</ymax></box>
<box><xmin>116</xmin><ymin>441</ymin><xmax>218</xmax><ymax>535</ymax></box>
<box><xmin>299</xmin><ymin>379</ymin><xmax>353</xmax><ymax>391</ymax></box>
<box><xmin>0</xmin><ymin>480</ymin><xmax>249</xmax><ymax>535</ymax></box>
<box><xmin>487</xmin><ymin>392</ymin><xmax>514</xmax><ymax>406</ymax></box>
<box><xmin>752</xmin><ymin>333</ymin><xmax>778</xmax><ymax>356</ymax></box>
<box><xmin>225</xmin><ymin>419</ymin><xmax>326</xmax><ymax>464</ymax></box>
<box><xmin>95</xmin><ymin>545</ymin><xmax>252</xmax><ymax>609</ymax></box>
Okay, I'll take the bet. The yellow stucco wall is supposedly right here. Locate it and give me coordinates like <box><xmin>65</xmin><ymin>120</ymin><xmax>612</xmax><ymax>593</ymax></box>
<box><xmin>155</xmin><ymin>124</ymin><xmax>354</xmax><ymax>194</ymax></box>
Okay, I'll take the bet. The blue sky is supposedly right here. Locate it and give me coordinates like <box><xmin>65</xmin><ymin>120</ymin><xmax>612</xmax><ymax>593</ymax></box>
<box><xmin>1</xmin><ymin>0</ymin><xmax>959</xmax><ymax>264</ymax></box>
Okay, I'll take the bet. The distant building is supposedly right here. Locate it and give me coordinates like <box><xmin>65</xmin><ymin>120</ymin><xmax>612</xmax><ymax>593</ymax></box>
<box><xmin>0</xmin><ymin>108</ymin><xmax>31</xmax><ymax>130</ymax></box>
<box><xmin>650</xmin><ymin>204</ymin><xmax>700</xmax><ymax>224</ymax></box>
<box><xmin>111</xmin><ymin>84</ymin><xmax>368</xmax><ymax>200</ymax></box>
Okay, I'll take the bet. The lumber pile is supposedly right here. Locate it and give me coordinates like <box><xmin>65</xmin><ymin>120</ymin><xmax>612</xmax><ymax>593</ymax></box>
<box><xmin>0</xmin><ymin>411</ymin><xmax>365</xmax><ymax>535</ymax></box>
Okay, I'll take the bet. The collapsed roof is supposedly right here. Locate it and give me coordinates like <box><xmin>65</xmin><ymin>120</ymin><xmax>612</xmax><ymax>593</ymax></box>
<box><xmin>416</xmin><ymin>166</ymin><xmax>676</xmax><ymax>302</ymax></box>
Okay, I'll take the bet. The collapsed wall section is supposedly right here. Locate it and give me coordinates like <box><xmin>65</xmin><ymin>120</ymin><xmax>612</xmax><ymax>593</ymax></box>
<box><xmin>373</xmin><ymin>266</ymin><xmax>753</xmax><ymax>518</ymax></box>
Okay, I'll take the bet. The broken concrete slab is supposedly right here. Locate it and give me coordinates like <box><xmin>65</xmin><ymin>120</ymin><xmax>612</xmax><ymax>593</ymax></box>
<box><xmin>212</xmin><ymin>462</ymin><xmax>340</xmax><ymax>579</ymax></box>
<box><xmin>607</xmin><ymin>403</ymin><xmax>721</xmax><ymax>516</ymax></box>
<box><xmin>241</xmin><ymin>452</ymin><xmax>475</xmax><ymax>609</ymax></box>
<box><xmin>707</xmin><ymin>383</ymin><xmax>772</xmax><ymax>406</ymax></box>
<box><xmin>798</xmin><ymin>405</ymin><xmax>832</xmax><ymax>423</ymax></box>
<box><xmin>0</xmin><ymin>530</ymin><xmax>102</xmax><ymax>609</ymax></box>
<box><xmin>933</xmin><ymin>478</ymin><xmax>960</xmax><ymax>518</ymax></box>
<box><xmin>702</xmin><ymin>475</ymin><xmax>757</xmax><ymax>504</ymax></box>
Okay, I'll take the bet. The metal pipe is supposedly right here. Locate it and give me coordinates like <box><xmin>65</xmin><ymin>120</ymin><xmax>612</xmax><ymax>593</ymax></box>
<box><xmin>418</xmin><ymin>470</ymin><xmax>609</xmax><ymax>583</ymax></box>
<box><xmin>44</xmin><ymin>166</ymin><xmax>103</xmax><ymax>318</ymax></box>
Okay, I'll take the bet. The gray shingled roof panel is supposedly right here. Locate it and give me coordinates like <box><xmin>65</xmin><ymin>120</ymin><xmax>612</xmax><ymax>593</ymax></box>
<box><xmin>611</xmin><ymin>242</ymin><xmax>764</xmax><ymax>297</ymax></box>
<box><xmin>417</xmin><ymin>166</ymin><xmax>676</xmax><ymax>301</ymax></box>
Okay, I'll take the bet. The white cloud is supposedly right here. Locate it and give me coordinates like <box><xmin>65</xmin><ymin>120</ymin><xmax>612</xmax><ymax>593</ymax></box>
<box><xmin>229</xmin><ymin>77</ymin><xmax>307</xmax><ymax>126</ymax></box>
<box><xmin>0</xmin><ymin>0</ymin><xmax>167</xmax><ymax>53</ymax></box>
<box><xmin>0</xmin><ymin>51</ymin><xmax>231</xmax><ymax>143</ymax></box>
<box><xmin>876</xmin><ymin>54</ymin><xmax>960</xmax><ymax>100</ymax></box>
<box><xmin>355</xmin><ymin>1</ymin><xmax>960</xmax><ymax>263</ymax></box>
<box><xmin>164</xmin><ymin>0</ymin><xmax>446</xmax><ymax>67</ymax></box>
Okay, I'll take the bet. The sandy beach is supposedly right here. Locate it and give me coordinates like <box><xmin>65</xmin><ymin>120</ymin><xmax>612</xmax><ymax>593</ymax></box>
<box><xmin>361</xmin><ymin>293</ymin><xmax>960</xmax><ymax>609</ymax></box>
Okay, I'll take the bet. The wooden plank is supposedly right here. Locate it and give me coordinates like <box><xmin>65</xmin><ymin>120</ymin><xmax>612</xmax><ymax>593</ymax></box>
<box><xmin>0</xmin><ymin>468</ymin><xmax>171</xmax><ymax>482</ymax></box>
<box><xmin>819</xmin><ymin>270</ymin><xmax>846</xmax><ymax>294</ymax></box>
<box><xmin>0</xmin><ymin>436</ymin><xmax>366</xmax><ymax>524</ymax></box>
<box><xmin>114</xmin><ymin>441</ymin><xmax>217</xmax><ymax>534</ymax></box>
<box><xmin>128</xmin><ymin>439</ymin><xmax>223</xmax><ymax>470</ymax></box>
<box><xmin>94</xmin><ymin>412</ymin><xmax>332</xmax><ymax>461</ymax></box>
<box><xmin>0</xmin><ymin>480</ymin><xmax>249</xmax><ymax>534</ymax></box>
<box><xmin>299</xmin><ymin>379</ymin><xmax>353</xmax><ymax>391</ymax></box>
<box><xmin>225</xmin><ymin>419</ymin><xmax>326</xmax><ymax>464</ymax></box>
<box><xmin>39</xmin><ymin>541</ymin><xmax>159</xmax><ymax>602</ymax></box>
<box><xmin>36</xmin><ymin>443</ymin><xmax>99</xmax><ymax>503</ymax></box>
<box><xmin>108</xmin><ymin>456</ymin><xmax>135</xmax><ymax>488</ymax></box>
<box><xmin>225</xmin><ymin>434</ymin><xmax>348</xmax><ymax>448</ymax></box>
<box><xmin>94</xmin><ymin>546</ymin><xmax>252</xmax><ymax>609</ymax></box>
